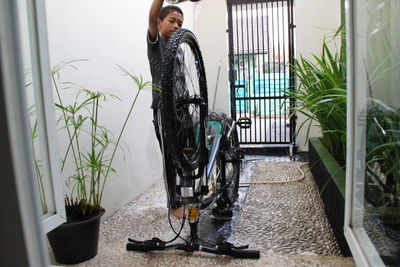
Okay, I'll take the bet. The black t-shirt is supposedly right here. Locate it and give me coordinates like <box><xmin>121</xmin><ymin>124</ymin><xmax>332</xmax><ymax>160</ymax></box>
<box><xmin>147</xmin><ymin>32</ymin><xmax>165</xmax><ymax>109</ymax></box>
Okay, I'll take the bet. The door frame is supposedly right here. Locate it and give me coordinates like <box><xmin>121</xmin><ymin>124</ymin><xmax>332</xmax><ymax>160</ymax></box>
<box><xmin>344</xmin><ymin>0</ymin><xmax>388</xmax><ymax>265</ymax></box>
<box><xmin>226</xmin><ymin>0</ymin><xmax>296</xmax><ymax>146</ymax></box>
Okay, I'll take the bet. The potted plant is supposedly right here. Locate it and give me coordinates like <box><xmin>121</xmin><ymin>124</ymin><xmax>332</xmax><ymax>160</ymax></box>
<box><xmin>47</xmin><ymin>60</ymin><xmax>152</xmax><ymax>264</ymax></box>
<box><xmin>366</xmin><ymin>100</ymin><xmax>400</xmax><ymax>223</ymax></box>
<box><xmin>365</xmin><ymin>99</ymin><xmax>400</xmax><ymax>261</ymax></box>
<box><xmin>287</xmin><ymin>37</ymin><xmax>347</xmax><ymax>164</ymax></box>
<box><xmin>361</xmin><ymin>5</ymin><xmax>400</xmax><ymax>261</ymax></box>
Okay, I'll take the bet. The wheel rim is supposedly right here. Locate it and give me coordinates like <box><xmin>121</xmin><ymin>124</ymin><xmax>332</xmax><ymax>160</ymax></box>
<box><xmin>173</xmin><ymin>41</ymin><xmax>202</xmax><ymax>168</ymax></box>
<box><xmin>218</xmin><ymin>123</ymin><xmax>241</xmax><ymax>206</ymax></box>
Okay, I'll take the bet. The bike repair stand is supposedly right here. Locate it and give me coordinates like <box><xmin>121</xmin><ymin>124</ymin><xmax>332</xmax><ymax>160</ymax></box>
<box><xmin>126</xmin><ymin>190</ymin><xmax>260</xmax><ymax>259</ymax></box>
<box><xmin>126</xmin><ymin>137</ymin><xmax>260</xmax><ymax>258</ymax></box>
<box><xmin>184</xmin><ymin>204</ymin><xmax>201</xmax><ymax>252</ymax></box>
<box><xmin>187</xmin><ymin>205</ymin><xmax>199</xmax><ymax>240</ymax></box>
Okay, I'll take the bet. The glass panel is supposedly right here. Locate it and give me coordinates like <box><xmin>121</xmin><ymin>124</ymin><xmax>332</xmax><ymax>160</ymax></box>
<box><xmin>16</xmin><ymin>0</ymin><xmax>56</xmax><ymax>217</ymax></box>
<box><xmin>352</xmin><ymin>0</ymin><xmax>400</xmax><ymax>265</ymax></box>
<box><xmin>15</xmin><ymin>0</ymin><xmax>65</xmax><ymax>233</ymax></box>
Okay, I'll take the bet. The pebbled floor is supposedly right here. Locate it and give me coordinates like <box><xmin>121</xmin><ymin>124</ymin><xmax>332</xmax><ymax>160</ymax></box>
<box><xmin>229</xmin><ymin>161</ymin><xmax>340</xmax><ymax>255</ymax></box>
<box><xmin>50</xmin><ymin>156</ymin><xmax>355</xmax><ymax>266</ymax></box>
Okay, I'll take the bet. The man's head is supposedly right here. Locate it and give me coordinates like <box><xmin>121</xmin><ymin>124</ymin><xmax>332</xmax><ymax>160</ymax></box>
<box><xmin>158</xmin><ymin>5</ymin><xmax>183</xmax><ymax>41</ymax></box>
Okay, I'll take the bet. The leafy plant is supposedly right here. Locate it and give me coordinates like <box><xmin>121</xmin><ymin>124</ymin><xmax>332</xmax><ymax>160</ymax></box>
<box><xmin>286</xmin><ymin>37</ymin><xmax>347</xmax><ymax>164</ymax></box>
<box><xmin>363</xmin><ymin>1</ymin><xmax>400</xmax><ymax>225</ymax></box>
<box><xmin>25</xmin><ymin>70</ymin><xmax>49</xmax><ymax>215</ymax></box>
<box><xmin>52</xmin><ymin>60</ymin><xmax>152</xmax><ymax>219</ymax></box>
<box><xmin>28</xmin><ymin>105</ymin><xmax>48</xmax><ymax>214</ymax></box>
<box><xmin>366</xmin><ymin>99</ymin><xmax>400</xmax><ymax>225</ymax></box>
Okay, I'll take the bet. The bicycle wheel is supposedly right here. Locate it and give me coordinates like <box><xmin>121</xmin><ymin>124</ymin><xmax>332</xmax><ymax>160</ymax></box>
<box><xmin>161</xmin><ymin>29</ymin><xmax>208</xmax><ymax>175</ymax></box>
<box><xmin>217</xmin><ymin>119</ymin><xmax>241</xmax><ymax>207</ymax></box>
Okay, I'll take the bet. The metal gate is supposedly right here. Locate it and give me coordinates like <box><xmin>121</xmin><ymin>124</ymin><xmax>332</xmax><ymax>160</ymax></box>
<box><xmin>227</xmin><ymin>0</ymin><xmax>296</xmax><ymax>145</ymax></box>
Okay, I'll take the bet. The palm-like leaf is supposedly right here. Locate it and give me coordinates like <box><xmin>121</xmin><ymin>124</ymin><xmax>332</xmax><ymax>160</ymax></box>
<box><xmin>285</xmin><ymin>38</ymin><xmax>346</xmax><ymax>162</ymax></box>
<box><xmin>53</xmin><ymin>60</ymin><xmax>153</xmax><ymax>216</ymax></box>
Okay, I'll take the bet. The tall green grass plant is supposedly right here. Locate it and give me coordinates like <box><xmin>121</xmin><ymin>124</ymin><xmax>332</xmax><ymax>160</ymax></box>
<box><xmin>287</xmin><ymin>38</ymin><xmax>346</xmax><ymax>164</ymax></box>
<box><xmin>52</xmin><ymin>60</ymin><xmax>152</xmax><ymax>218</ymax></box>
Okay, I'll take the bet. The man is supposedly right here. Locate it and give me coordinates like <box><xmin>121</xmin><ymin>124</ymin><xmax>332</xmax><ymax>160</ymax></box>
<box><xmin>147</xmin><ymin>0</ymin><xmax>198</xmax><ymax>218</ymax></box>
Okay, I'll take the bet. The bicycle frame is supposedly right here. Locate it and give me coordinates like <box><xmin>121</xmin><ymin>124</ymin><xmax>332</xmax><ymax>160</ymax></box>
<box><xmin>127</xmin><ymin>26</ymin><xmax>258</xmax><ymax>258</ymax></box>
<box><xmin>175</xmin><ymin>120</ymin><xmax>224</xmax><ymax>204</ymax></box>
<box><xmin>206</xmin><ymin>134</ymin><xmax>221</xmax><ymax>179</ymax></box>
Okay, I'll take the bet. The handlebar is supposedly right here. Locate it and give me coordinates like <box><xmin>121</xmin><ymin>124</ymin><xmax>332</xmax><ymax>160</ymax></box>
<box><xmin>126</xmin><ymin>242</ymin><xmax>163</xmax><ymax>252</ymax></box>
<box><xmin>201</xmin><ymin>246</ymin><xmax>260</xmax><ymax>259</ymax></box>
<box><xmin>126</xmin><ymin>237</ymin><xmax>166</xmax><ymax>252</ymax></box>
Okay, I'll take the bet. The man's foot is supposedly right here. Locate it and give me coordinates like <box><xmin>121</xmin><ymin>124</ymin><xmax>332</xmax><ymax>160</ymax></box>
<box><xmin>169</xmin><ymin>207</ymin><xmax>185</xmax><ymax>219</ymax></box>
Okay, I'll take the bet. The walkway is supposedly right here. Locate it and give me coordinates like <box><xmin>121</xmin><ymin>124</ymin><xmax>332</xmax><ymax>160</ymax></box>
<box><xmin>51</xmin><ymin>157</ymin><xmax>355</xmax><ymax>266</ymax></box>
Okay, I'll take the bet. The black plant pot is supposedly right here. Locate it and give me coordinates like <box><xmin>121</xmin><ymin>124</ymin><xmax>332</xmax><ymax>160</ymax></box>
<box><xmin>47</xmin><ymin>209</ymin><xmax>105</xmax><ymax>264</ymax></box>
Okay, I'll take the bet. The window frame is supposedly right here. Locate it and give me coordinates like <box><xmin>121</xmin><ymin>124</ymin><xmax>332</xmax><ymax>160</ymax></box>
<box><xmin>344</xmin><ymin>0</ymin><xmax>390</xmax><ymax>266</ymax></box>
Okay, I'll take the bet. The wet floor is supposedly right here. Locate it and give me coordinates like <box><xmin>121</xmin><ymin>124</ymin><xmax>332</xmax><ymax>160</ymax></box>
<box><xmin>197</xmin><ymin>153</ymin><xmax>308</xmax><ymax>245</ymax></box>
<box><xmin>196</xmin><ymin>160</ymin><xmax>252</xmax><ymax>245</ymax></box>
<box><xmin>52</xmin><ymin>152</ymin><xmax>355</xmax><ymax>266</ymax></box>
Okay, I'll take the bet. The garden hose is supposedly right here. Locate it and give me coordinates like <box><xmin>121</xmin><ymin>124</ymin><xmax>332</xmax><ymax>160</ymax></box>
<box><xmin>239</xmin><ymin>162</ymin><xmax>308</xmax><ymax>185</ymax></box>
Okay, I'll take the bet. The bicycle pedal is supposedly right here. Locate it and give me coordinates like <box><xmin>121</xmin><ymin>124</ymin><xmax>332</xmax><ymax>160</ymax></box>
<box><xmin>237</xmin><ymin>117</ymin><xmax>251</xmax><ymax>129</ymax></box>
<box><xmin>211</xmin><ymin>207</ymin><xmax>233</xmax><ymax>220</ymax></box>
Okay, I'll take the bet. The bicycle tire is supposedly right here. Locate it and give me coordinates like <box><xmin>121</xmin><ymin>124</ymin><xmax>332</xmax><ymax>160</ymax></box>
<box><xmin>160</xmin><ymin>29</ymin><xmax>208</xmax><ymax>174</ymax></box>
<box><xmin>217</xmin><ymin>118</ymin><xmax>241</xmax><ymax>207</ymax></box>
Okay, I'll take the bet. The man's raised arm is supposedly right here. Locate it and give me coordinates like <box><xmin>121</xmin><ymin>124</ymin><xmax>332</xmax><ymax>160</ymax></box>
<box><xmin>148</xmin><ymin>0</ymin><xmax>164</xmax><ymax>41</ymax></box>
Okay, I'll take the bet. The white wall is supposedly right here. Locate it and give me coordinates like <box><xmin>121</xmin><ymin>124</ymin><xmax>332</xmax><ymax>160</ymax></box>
<box><xmin>44</xmin><ymin>0</ymin><xmax>341</xmax><ymax>218</ymax></box>
<box><xmin>44</xmin><ymin>0</ymin><xmax>195</xmax><ymax>219</ymax></box>
<box><xmin>194</xmin><ymin>0</ymin><xmax>229</xmax><ymax>114</ymax></box>
<box><xmin>294</xmin><ymin>0</ymin><xmax>341</xmax><ymax>151</ymax></box>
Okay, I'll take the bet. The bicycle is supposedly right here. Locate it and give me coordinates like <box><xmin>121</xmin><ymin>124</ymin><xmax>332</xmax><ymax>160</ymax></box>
<box><xmin>127</xmin><ymin>28</ymin><xmax>258</xmax><ymax>259</ymax></box>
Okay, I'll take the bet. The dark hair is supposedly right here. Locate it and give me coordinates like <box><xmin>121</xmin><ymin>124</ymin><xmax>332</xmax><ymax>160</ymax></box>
<box><xmin>158</xmin><ymin>5</ymin><xmax>183</xmax><ymax>20</ymax></box>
